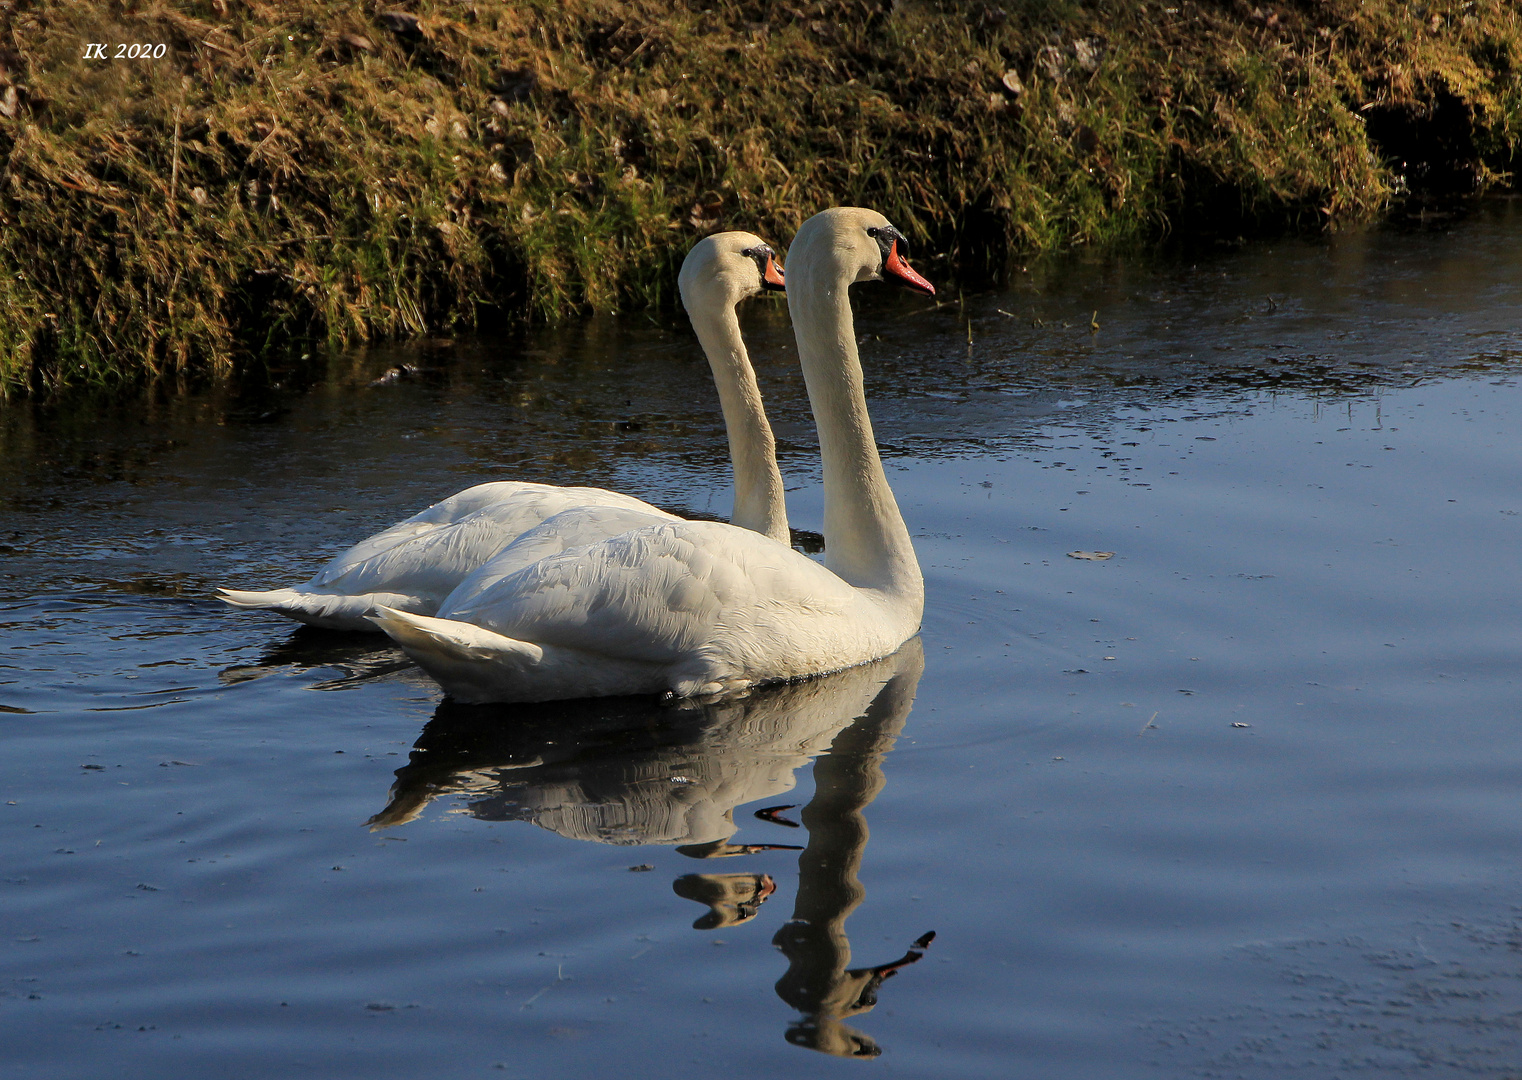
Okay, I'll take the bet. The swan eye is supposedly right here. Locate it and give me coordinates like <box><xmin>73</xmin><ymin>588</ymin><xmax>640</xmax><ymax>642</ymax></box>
<box><xmin>740</xmin><ymin>245</ymin><xmax>786</xmax><ymax>292</ymax></box>
<box><xmin>866</xmin><ymin>225</ymin><xmax>906</xmax><ymax>262</ymax></box>
<box><xmin>870</xmin><ymin>226</ymin><xmax>935</xmax><ymax>296</ymax></box>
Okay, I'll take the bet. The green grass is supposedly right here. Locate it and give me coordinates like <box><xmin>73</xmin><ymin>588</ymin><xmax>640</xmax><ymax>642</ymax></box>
<box><xmin>2</xmin><ymin>0</ymin><xmax>1520</xmax><ymax>394</ymax></box>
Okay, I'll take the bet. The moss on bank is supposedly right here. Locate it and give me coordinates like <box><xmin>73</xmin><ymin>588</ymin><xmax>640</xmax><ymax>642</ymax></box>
<box><xmin>2</xmin><ymin>0</ymin><xmax>1520</xmax><ymax>394</ymax></box>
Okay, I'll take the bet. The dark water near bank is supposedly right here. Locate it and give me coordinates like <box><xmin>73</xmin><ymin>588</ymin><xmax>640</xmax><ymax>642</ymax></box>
<box><xmin>4</xmin><ymin>201</ymin><xmax>1522</xmax><ymax>1079</ymax></box>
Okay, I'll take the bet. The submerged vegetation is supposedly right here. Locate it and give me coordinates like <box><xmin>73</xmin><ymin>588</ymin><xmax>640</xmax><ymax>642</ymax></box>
<box><xmin>1</xmin><ymin>0</ymin><xmax>1520</xmax><ymax>393</ymax></box>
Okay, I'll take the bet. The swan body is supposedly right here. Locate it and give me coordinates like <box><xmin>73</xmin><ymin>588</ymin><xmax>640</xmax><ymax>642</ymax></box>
<box><xmin>218</xmin><ymin>232</ymin><xmax>788</xmax><ymax>632</ymax></box>
<box><xmin>219</xmin><ymin>483</ymin><xmax>676</xmax><ymax>631</ymax></box>
<box><xmin>372</xmin><ymin>207</ymin><xmax>934</xmax><ymax>702</ymax></box>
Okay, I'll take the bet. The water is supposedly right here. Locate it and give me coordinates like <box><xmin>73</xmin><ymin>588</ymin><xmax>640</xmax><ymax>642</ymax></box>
<box><xmin>3</xmin><ymin>200</ymin><xmax>1522</xmax><ymax>1079</ymax></box>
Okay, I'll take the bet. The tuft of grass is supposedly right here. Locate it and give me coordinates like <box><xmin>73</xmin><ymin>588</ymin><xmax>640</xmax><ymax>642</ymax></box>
<box><xmin>2</xmin><ymin>0</ymin><xmax>1520</xmax><ymax>394</ymax></box>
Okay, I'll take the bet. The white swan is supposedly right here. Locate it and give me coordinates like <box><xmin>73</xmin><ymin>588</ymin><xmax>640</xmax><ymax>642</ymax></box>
<box><xmin>216</xmin><ymin>232</ymin><xmax>790</xmax><ymax>632</ymax></box>
<box><xmin>369</xmin><ymin>207</ymin><xmax>934</xmax><ymax>703</ymax></box>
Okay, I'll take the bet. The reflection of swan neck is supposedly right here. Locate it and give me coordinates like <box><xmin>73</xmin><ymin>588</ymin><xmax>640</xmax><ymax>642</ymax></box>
<box><xmin>788</xmin><ymin>671</ymin><xmax>911</xmax><ymax>936</ymax></box>
<box><xmin>686</xmin><ymin>300</ymin><xmax>788</xmax><ymax>545</ymax></box>
<box><xmin>788</xmin><ymin>214</ymin><xmax>922</xmax><ymax>608</ymax></box>
<box><xmin>773</xmin><ymin>647</ymin><xmax>923</xmax><ymax>1049</ymax></box>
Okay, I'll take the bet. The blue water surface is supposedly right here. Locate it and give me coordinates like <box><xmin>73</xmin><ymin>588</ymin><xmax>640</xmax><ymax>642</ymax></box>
<box><xmin>3</xmin><ymin>201</ymin><xmax>1522</xmax><ymax>1079</ymax></box>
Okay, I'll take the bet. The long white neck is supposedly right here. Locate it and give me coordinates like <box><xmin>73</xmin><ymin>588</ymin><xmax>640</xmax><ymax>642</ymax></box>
<box><xmin>787</xmin><ymin>244</ymin><xmax>923</xmax><ymax>615</ymax></box>
<box><xmin>688</xmin><ymin>302</ymin><xmax>790</xmax><ymax>546</ymax></box>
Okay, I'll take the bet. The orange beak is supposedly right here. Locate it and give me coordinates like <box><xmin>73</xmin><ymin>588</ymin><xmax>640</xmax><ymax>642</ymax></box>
<box><xmin>883</xmin><ymin>239</ymin><xmax>934</xmax><ymax>296</ymax></box>
<box><xmin>761</xmin><ymin>252</ymin><xmax>786</xmax><ymax>292</ymax></box>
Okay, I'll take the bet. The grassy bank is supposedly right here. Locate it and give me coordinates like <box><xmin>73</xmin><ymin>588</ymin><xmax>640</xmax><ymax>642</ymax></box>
<box><xmin>2</xmin><ymin>0</ymin><xmax>1520</xmax><ymax>394</ymax></box>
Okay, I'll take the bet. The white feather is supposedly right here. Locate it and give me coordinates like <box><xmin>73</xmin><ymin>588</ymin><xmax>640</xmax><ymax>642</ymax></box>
<box><xmin>217</xmin><ymin>232</ymin><xmax>789</xmax><ymax>632</ymax></box>
<box><xmin>373</xmin><ymin>209</ymin><xmax>927</xmax><ymax>702</ymax></box>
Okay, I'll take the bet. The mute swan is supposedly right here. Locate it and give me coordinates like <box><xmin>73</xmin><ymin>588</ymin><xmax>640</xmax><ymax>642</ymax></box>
<box><xmin>216</xmin><ymin>232</ymin><xmax>789</xmax><ymax>632</ymax></box>
<box><xmin>369</xmin><ymin>207</ymin><xmax>933</xmax><ymax>703</ymax></box>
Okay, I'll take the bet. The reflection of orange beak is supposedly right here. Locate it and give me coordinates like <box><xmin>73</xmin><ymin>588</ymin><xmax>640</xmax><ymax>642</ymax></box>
<box><xmin>762</xmin><ymin>253</ymin><xmax>786</xmax><ymax>292</ymax></box>
<box><xmin>883</xmin><ymin>239</ymin><xmax>934</xmax><ymax>296</ymax></box>
<box><xmin>756</xmin><ymin>873</ymin><xmax>777</xmax><ymax>901</ymax></box>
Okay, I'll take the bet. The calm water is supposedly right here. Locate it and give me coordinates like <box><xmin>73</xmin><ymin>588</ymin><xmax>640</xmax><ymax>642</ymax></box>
<box><xmin>3</xmin><ymin>201</ymin><xmax>1522</xmax><ymax>1079</ymax></box>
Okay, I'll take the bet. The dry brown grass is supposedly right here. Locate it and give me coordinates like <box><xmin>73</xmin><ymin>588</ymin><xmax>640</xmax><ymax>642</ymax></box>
<box><xmin>2</xmin><ymin>0</ymin><xmax>1519</xmax><ymax>393</ymax></box>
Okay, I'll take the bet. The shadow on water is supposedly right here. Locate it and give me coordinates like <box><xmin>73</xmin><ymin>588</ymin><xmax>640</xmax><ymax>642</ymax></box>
<box><xmin>370</xmin><ymin>640</ymin><xmax>932</xmax><ymax>1057</ymax></box>
<box><xmin>218</xmin><ymin>627</ymin><xmax>416</xmax><ymax>690</ymax></box>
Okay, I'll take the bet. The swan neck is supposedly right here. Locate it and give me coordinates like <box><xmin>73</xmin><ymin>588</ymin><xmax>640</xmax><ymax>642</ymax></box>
<box><xmin>689</xmin><ymin>303</ymin><xmax>789</xmax><ymax>545</ymax></box>
<box><xmin>790</xmin><ymin>270</ymin><xmax>922</xmax><ymax>606</ymax></box>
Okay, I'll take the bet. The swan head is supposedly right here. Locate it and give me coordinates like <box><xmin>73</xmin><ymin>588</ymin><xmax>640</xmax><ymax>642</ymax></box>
<box><xmin>679</xmin><ymin>231</ymin><xmax>786</xmax><ymax>318</ymax></box>
<box><xmin>788</xmin><ymin>207</ymin><xmax>935</xmax><ymax>297</ymax></box>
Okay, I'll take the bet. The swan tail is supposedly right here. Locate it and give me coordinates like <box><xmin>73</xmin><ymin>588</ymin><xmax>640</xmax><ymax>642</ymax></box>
<box><xmin>217</xmin><ymin>587</ymin><xmax>419</xmax><ymax>633</ymax></box>
<box><xmin>368</xmin><ymin>607</ymin><xmax>543</xmax><ymax>663</ymax></box>
<box><xmin>365</xmin><ymin>788</ymin><xmax>430</xmax><ymax>831</ymax></box>
<box><xmin>368</xmin><ymin>607</ymin><xmax>674</xmax><ymax>703</ymax></box>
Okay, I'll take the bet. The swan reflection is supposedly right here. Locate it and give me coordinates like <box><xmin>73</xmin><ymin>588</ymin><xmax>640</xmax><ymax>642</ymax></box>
<box><xmin>218</xmin><ymin>627</ymin><xmax>418</xmax><ymax>690</ymax></box>
<box><xmin>770</xmin><ymin>644</ymin><xmax>930</xmax><ymax>1057</ymax></box>
<box><xmin>372</xmin><ymin>639</ymin><xmax>929</xmax><ymax>1055</ymax></box>
<box><xmin>672</xmin><ymin>872</ymin><xmax>777</xmax><ymax>929</ymax></box>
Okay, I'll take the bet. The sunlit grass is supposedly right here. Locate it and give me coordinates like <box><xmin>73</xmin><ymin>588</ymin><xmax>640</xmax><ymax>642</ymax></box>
<box><xmin>1</xmin><ymin>0</ymin><xmax>1518</xmax><ymax>394</ymax></box>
